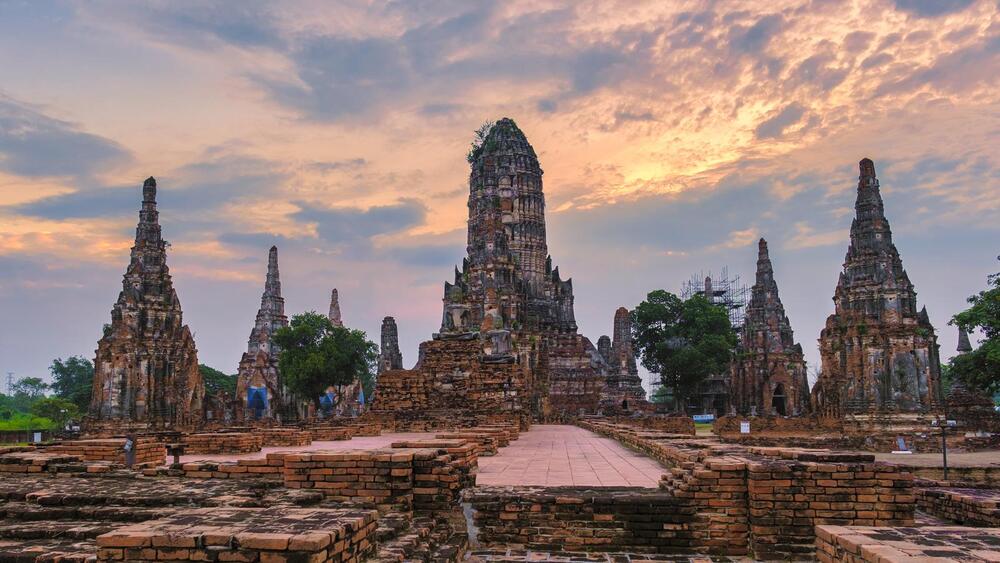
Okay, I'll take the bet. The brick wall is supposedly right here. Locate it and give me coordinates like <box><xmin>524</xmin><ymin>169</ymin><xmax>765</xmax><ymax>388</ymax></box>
<box><xmin>576</xmin><ymin>418</ymin><xmax>915</xmax><ymax>558</ymax></box>
<box><xmin>465</xmin><ymin>487</ymin><xmax>700</xmax><ymax>554</ymax></box>
<box><xmin>917</xmin><ymin>487</ymin><xmax>1000</xmax><ymax>526</ymax></box>
<box><xmin>47</xmin><ymin>437</ymin><xmax>165</xmax><ymax>466</ymax></box>
<box><xmin>181</xmin><ymin>432</ymin><xmax>263</xmax><ymax>455</ymax></box>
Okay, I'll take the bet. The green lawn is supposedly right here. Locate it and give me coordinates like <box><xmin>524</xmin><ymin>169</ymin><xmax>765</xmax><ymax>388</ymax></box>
<box><xmin>0</xmin><ymin>413</ymin><xmax>56</xmax><ymax>432</ymax></box>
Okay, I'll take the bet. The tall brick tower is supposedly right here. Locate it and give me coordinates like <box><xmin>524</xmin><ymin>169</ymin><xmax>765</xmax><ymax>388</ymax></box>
<box><xmin>813</xmin><ymin>159</ymin><xmax>942</xmax><ymax>415</ymax></box>
<box><xmin>730</xmin><ymin>238</ymin><xmax>809</xmax><ymax>416</ymax></box>
<box><xmin>235</xmin><ymin>246</ymin><xmax>289</xmax><ymax>420</ymax></box>
<box><xmin>89</xmin><ymin>177</ymin><xmax>204</xmax><ymax>429</ymax></box>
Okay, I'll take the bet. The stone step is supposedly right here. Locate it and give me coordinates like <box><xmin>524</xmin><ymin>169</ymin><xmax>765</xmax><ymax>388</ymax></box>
<box><xmin>0</xmin><ymin>519</ymin><xmax>118</xmax><ymax>540</ymax></box>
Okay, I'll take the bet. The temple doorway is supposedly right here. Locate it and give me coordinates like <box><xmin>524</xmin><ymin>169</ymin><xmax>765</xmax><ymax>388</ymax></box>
<box><xmin>772</xmin><ymin>383</ymin><xmax>787</xmax><ymax>416</ymax></box>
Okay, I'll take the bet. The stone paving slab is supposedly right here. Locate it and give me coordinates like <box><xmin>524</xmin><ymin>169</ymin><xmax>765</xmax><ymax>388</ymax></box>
<box><xmin>477</xmin><ymin>425</ymin><xmax>666</xmax><ymax>487</ymax></box>
<box><xmin>467</xmin><ymin>549</ymin><xmax>753</xmax><ymax>562</ymax></box>
<box><xmin>817</xmin><ymin>525</ymin><xmax>1000</xmax><ymax>561</ymax></box>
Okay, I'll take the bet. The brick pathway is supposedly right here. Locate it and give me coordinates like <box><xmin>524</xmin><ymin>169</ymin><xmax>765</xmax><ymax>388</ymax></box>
<box><xmin>477</xmin><ymin>425</ymin><xmax>666</xmax><ymax>487</ymax></box>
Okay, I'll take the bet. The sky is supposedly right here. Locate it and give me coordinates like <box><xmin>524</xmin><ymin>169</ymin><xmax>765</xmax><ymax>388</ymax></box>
<box><xmin>0</xmin><ymin>0</ymin><xmax>997</xmax><ymax>394</ymax></box>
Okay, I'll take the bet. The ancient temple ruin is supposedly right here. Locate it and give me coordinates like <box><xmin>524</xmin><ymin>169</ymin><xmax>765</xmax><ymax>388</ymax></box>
<box><xmin>372</xmin><ymin>118</ymin><xmax>607</xmax><ymax>425</ymax></box>
<box><xmin>89</xmin><ymin>177</ymin><xmax>204</xmax><ymax>429</ymax></box>
<box><xmin>730</xmin><ymin>239</ymin><xmax>810</xmax><ymax>417</ymax></box>
<box><xmin>813</xmin><ymin>159</ymin><xmax>942</xmax><ymax>415</ymax></box>
<box><xmin>235</xmin><ymin>246</ymin><xmax>289</xmax><ymax>421</ymax></box>
<box><xmin>599</xmin><ymin>307</ymin><xmax>647</xmax><ymax>410</ymax></box>
<box><xmin>378</xmin><ymin>316</ymin><xmax>403</xmax><ymax>374</ymax></box>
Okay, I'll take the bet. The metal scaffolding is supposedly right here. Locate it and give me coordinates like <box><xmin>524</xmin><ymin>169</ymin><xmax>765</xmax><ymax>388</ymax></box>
<box><xmin>680</xmin><ymin>266</ymin><xmax>749</xmax><ymax>331</ymax></box>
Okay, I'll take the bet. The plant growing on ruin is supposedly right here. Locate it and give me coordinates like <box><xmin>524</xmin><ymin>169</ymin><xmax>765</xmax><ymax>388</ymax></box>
<box><xmin>274</xmin><ymin>312</ymin><xmax>378</xmax><ymax>409</ymax></box>
<box><xmin>632</xmin><ymin>290</ymin><xmax>736</xmax><ymax>414</ymax></box>
<box><xmin>466</xmin><ymin>120</ymin><xmax>495</xmax><ymax>163</ymax></box>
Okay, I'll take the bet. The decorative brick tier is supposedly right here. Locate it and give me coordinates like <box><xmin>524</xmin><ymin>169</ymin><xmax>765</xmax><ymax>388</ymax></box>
<box><xmin>434</xmin><ymin>432</ymin><xmax>499</xmax><ymax>456</ymax></box>
<box><xmin>389</xmin><ymin>439</ymin><xmax>479</xmax><ymax>491</ymax></box>
<box><xmin>257</xmin><ymin>427</ymin><xmax>312</xmax><ymax>447</ymax></box>
<box><xmin>917</xmin><ymin>487</ymin><xmax>1000</xmax><ymax>526</ymax></box>
<box><xmin>47</xmin><ymin>437</ymin><xmax>165</xmax><ymax>466</ymax></box>
<box><xmin>95</xmin><ymin>507</ymin><xmax>377</xmax><ymax>562</ymax></box>
<box><xmin>165</xmin><ymin>453</ymin><xmax>289</xmax><ymax>480</ymax></box>
<box><xmin>815</xmin><ymin>524</ymin><xmax>1000</xmax><ymax>561</ymax></box>
<box><xmin>181</xmin><ymin>432</ymin><xmax>263</xmax><ymax>455</ymax></box>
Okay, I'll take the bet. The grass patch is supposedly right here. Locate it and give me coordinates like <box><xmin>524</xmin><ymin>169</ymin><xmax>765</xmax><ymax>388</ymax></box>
<box><xmin>0</xmin><ymin>412</ymin><xmax>56</xmax><ymax>432</ymax></box>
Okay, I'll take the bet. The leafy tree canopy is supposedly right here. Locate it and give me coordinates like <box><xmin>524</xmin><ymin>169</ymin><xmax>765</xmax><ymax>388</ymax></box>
<box><xmin>273</xmin><ymin>312</ymin><xmax>378</xmax><ymax>407</ymax></box>
<box><xmin>199</xmin><ymin>365</ymin><xmax>237</xmax><ymax>396</ymax></box>
<box><xmin>30</xmin><ymin>397</ymin><xmax>79</xmax><ymax>429</ymax></box>
<box><xmin>950</xmin><ymin>267</ymin><xmax>1000</xmax><ymax>396</ymax></box>
<box><xmin>49</xmin><ymin>356</ymin><xmax>93</xmax><ymax>412</ymax></box>
<box><xmin>12</xmin><ymin>377</ymin><xmax>48</xmax><ymax>400</ymax></box>
<box><xmin>632</xmin><ymin>290</ymin><xmax>736</xmax><ymax>413</ymax></box>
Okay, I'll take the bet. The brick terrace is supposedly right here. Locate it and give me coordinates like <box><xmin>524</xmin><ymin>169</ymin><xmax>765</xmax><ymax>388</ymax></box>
<box><xmin>179</xmin><ymin>432</ymin><xmax>434</xmax><ymax>463</ymax></box>
<box><xmin>477</xmin><ymin>425</ymin><xmax>666</xmax><ymax>487</ymax></box>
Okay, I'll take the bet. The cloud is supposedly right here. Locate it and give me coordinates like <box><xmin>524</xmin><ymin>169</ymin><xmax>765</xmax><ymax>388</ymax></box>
<box><xmin>12</xmin><ymin>154</ymin><xmax>286</xmax><ymax>221</ymax></box>
<box><xmin>293</xmin><ymin>199</ymin><xmax>427</xmax><ymax>246</ymax></box>
<box><xmin>0</xmin><ymin>96</ymin><xmax>129</xmax><ymax>178</ymax></box>
<box><xmin>728</xmin><ymin>14</ymin><xmax>784</xmax><ymax>55</ymax></box>
<box><xmin>755</xmin><ymin>103</ymin><xmax>806</xmax><ymax>139</ymax></box>
<box><xmin>892</xmin><ymin>0</ymin><xmax>976</xmax><ymax>17</ymax></box>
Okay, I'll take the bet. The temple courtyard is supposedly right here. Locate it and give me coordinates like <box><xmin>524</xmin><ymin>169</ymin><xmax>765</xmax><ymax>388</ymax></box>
<box><xmin>180</xmin><ymin>425</ymin><xmax>665</xmax><ymax>488</ymax></box>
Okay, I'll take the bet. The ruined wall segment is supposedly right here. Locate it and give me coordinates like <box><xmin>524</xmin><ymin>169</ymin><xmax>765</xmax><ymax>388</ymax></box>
<box><xmin>730</xmin><ymin>239</ymin><xmax>809</xmax><ymax>416</ymax></box>
<box><xmin>813</xmin><ymin>159</ymin><xmax>942</xmax><ymax>416</ymax></box>
<box><xmin>378</xmin><ymin>316</ymin><xmax>404</xmax><ymax>374</ymax></box>
<box><xmin>235</xmin><ymin>246</ymin><xmax>289</xmax><ymax>420</ymax></box>
<box><xmin>89</xmin><ymin>177</ymin><xmax>204</xmax><ymax>429</ymax></box>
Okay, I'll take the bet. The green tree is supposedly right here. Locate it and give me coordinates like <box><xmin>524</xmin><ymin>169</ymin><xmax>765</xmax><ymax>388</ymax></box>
<box><xmin>12</xmin><ymin>377</ymin><xmax>48</xmax><ymax>399</ymax></box>
<box><xmin>49</xmin><ymin>356</ymin><xmax>94</xmax><ymax>412</ymax></box>
<box><xmin>30</xmin><ymin>397</ymin><xmax>79</xmax><ymax>430</ymax></box>
<box><xmin>632</xmin><ymin>291</ymin><xmax>736</xmax><ymax>414</ymax></box>
<box><xmin>273</xmin><ymin>312</ymin><xmax>378</xmax><ymax>408</ymax></box>
<box><xmin>950</xmin><ymin>266</ymin><xmax>1000</xmax><ymax>396</ymax></box>
<box><xmin>199</xmin><ymin>365</ymin><xmax>237</xmax><ymax>396</ymax></box>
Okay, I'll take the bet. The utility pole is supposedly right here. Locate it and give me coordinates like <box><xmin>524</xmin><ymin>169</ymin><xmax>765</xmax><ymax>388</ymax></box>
<box><xmin>5</xmin><ymin>372</ymin><xmax>13</xmax><ymax>396</ymax></box>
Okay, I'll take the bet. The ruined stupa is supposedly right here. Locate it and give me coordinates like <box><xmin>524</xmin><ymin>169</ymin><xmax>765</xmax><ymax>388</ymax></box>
<box><xmin>378</xmin><ymin>316</ymin><xmax>404</xmax><ymax>374</ymax></box>
<box><xmin>730</xmin><ymin>239</ymin><xmax>809</xmax><ymax>416</ymax></box>
<box><xmin>89</xmin><ymin>177</ymin><xmax>204</xmax><ymax>429</ymax></box>
<box><xmin>599</xmin><ymin>307</ymin><xmax>647</xmax><ymax>409</ymax></box>
<box><xmin>812</xmin><ymin>159</ymin><xmax>942</xmax><ymax>416</ymax></box>
<box><xmin>372</xmin><ymin>118</ymin><xmax>607</xmax><ymax>426</ymax></box>
<box><xmin>328</xmin><ymin>288</ymin><xmax>343</xmax><ymax>327</ymax></box>
<box><xmin>235</xmin><ymin>246</ymin><xmax>289</xmax><ymax>420</ymax></box>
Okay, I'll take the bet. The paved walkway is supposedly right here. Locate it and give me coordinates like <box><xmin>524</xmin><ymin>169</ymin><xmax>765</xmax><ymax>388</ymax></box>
<box><xmin>477</xmin><ymin>425</ymin><xmax>666</xmax><ymax>488</ymax></box>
